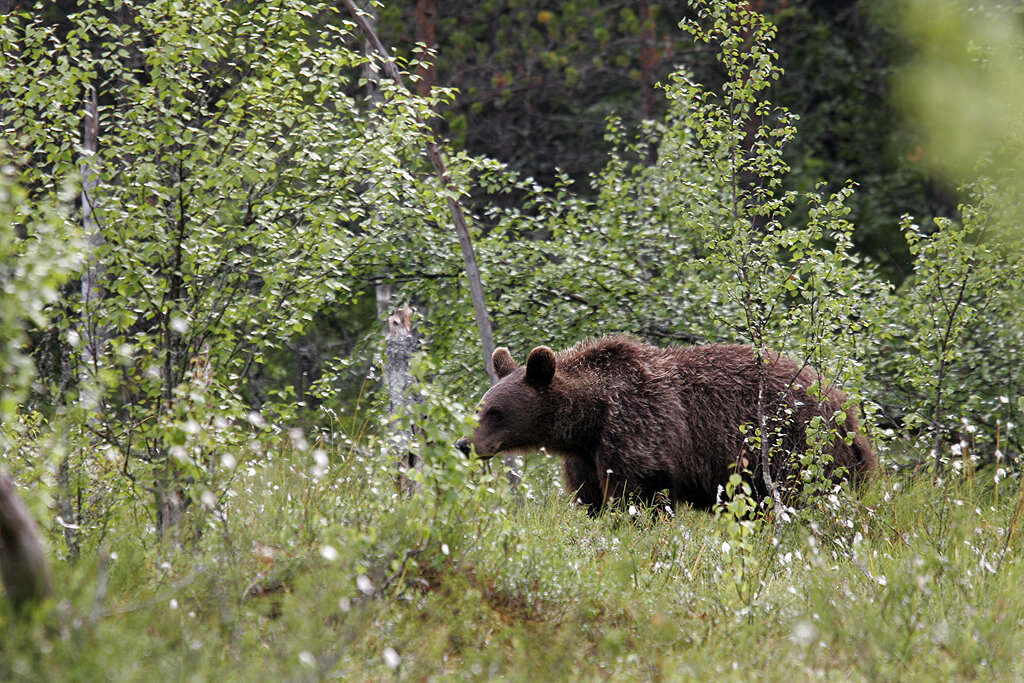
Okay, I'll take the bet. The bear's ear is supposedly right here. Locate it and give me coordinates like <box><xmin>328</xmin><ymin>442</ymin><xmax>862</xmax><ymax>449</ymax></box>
<box><xmin>492</xmin><ymin>347</ymin><xmax>518</xmax><ymax>379</ymax></box>
<box><xmin>525</xmin><ymin>346</ymin><xmax>556</xmax><ymax>387</ymax></box>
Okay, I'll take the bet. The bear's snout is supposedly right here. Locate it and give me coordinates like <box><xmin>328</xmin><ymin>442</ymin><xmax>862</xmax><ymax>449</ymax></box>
<box><xmin>454</xmin><ymin>438</ymin><xmax>471</xmax><ymax>456</ymax></box>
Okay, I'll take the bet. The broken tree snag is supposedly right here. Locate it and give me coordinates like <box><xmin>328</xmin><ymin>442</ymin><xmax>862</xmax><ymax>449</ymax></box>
<box><xmin>0</xmin><ymin>474</ymin><xmax>54</xmax><ymax>612</ymax></box>
<box><xmin>343</xmin><ymin>1</ymin><xmax>520</xmax><ymax>490</ymax></box>
<box><xmin>384</xmin><ymin>304</ymin><xmax>423</xmax><ymax>493</ymax></box>
<box><xmin>341</xmin><ymin>0</ymin><xmax>498</xmax><ymax>385</ymax></box>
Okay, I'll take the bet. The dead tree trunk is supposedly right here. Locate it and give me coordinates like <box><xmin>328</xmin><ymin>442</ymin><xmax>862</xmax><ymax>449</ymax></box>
<box><xmin>384</xmin><ymin>305</ymin><xmax>422</xmax><ymax>493</ymax></box>
<box><xmin>59</xmin><ymin>83</ymin><xmax>106</xmax><ymax>558</ymax></box>
<box><xmin>342</xmin><ymin>0</ymin><xmax>521</xmax><ymax>489</ymax></box>
<box><xmin>0</xmin><ymin>474</ymin><xmax>54</xmax><ymax>612</ymax></box>
<box><xmin>341</xmin><ymin>0</ymin><xmax>497</xmax><ymax>382</ymax></box>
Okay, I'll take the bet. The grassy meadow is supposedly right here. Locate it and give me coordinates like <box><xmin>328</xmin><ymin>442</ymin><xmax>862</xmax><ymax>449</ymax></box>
<box><xmin>4</xmin><ymin>436</ymin><xmax>1024</xmax><ymax>682</ymax></box>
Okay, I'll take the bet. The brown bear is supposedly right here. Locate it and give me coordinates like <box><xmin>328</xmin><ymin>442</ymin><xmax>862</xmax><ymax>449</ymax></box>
<box><xmin>456</xmin><ymin>336</ymin><xmax>875</xmax><ymax>514</ymax></box>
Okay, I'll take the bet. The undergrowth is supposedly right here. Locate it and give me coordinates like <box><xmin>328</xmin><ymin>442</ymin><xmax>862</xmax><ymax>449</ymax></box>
<box><xmin>4</xmin><ymin>440</ymin><xmax>1024</xmax><ymax>682</ymax></box>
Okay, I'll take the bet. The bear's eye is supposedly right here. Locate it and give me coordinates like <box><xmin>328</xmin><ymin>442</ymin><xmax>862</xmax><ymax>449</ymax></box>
<box><xmin>485</xmin><ymin>406</ymin><xmax>503</xmax><ymax>422</ymax></box>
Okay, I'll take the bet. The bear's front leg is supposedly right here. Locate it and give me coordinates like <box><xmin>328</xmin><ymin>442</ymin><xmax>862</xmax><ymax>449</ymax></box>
<box><xmin>562</xmin><ymin>457</ymin><xmax>606</xmax><ymax>515</ymax></box>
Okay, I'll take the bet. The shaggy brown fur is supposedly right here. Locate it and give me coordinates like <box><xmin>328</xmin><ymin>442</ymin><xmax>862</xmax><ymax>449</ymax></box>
<box><xmin>457</xmin><ymin>336</ymin><xmax>875</xmax><ymax>513</ymax></box>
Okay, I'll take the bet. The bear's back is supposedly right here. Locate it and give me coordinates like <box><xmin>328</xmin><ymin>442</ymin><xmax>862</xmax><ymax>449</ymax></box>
<box><xmin>558</xmin><ymin>337</ymin><xmax>778</xmax><ymax>392</ymax></box>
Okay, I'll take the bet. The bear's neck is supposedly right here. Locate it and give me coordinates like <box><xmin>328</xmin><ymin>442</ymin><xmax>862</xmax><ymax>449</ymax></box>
<box><xmin>547</xmin><ymin>387</ymin><xmax>606</xmax><ymax>460</ymax></box>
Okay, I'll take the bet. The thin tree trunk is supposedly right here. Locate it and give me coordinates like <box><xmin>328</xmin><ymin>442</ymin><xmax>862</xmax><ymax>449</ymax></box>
<box><xmin>754</xmin><ymin>355</ymin><xmax>784</xmax><ymax>520</ymax></box>
<box><xmin>414</xmin><ymin>0</ymin><xmax>437</xmax><ymax>96</ymax></box>
<box><xmin>929</xmin><ymin>276</ymin><xmax>971</xmax><ymax>471</ymax></box>
<box><xmin>156</xmin><ymin>475</ymin><xmax>187</xmax><ymax>541</ymax></box>
<box><xmin>60</xmin><ymin>83</ymin><xmax>105</xmax><ymax>558</ymax></box>
<box><xmin>81</xmin><ymin>85</ymin><xmax>103</xmax><ymax>371</ymax></box>
<box><xmin>55</xmin><ymin>458</ymin><xmax>79</xmax><ymax>557</ymax></box>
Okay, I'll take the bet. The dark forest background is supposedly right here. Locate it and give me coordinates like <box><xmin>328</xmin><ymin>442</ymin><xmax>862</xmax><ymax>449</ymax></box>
<box><xmin>375</xmin><ymin>0</ymin><xmax>950</xmax><ymax>279</ymax></box>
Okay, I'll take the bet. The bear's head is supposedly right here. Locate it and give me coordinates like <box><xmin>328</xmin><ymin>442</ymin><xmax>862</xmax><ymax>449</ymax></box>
<box><xmin>456</xmin><ymin>345</ymin><xmax>558</xmax><ymax>459</ymax></box>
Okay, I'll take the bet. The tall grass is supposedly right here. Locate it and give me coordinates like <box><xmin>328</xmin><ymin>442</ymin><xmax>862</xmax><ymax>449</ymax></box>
<box><xmin>3</xmin><ymin>441</ymin><xmax>1024</xmax><ymax>681</ymax></box>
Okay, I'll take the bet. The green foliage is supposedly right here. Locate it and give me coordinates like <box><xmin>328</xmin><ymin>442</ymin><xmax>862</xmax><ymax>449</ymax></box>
<box><xmin>879</xmin><ymin>180</ymin><xmax>1024</xmax><ymax>466</ymax></box>
<box><xmin>893</xmin><ymin>0</ymin><xmax>1024</xmax><ymax>186</ymax></box>
<box><xmin>882</xmin><ymin>0</ymin><xmax>1024</xmax><ymax>464</ymax></box>
<box><xmin>674</xmin><ymin>0</ymin><xmax>889</xmax><ymax>377</ymax></box>
<box><xmin>1</xmin><ymin>0</ymin><xmax>485</xmax><ymax>548</ymax></box>
<box><xmin>716</xmin><ymin>473</ymin><xmax>763</xmax><ymax>607</ymax></box>
<box><xmin>769</xmin><ymin>1</ymin><xmax>941</xmax><ymax>281</ymax></box>
<box><xmin>0</xmin><ymin>164</ymin><xmax>79</xmax><ymax>426</ymax></box>
<box><xmin>471</xmin><ymin>117</ymin><xmax>723</xmax><ymax>356</ymax></box>
<box><xmin>376</xmin><ymin>1</ymin><xmax>945</xmax><ymax>281</ymax></box>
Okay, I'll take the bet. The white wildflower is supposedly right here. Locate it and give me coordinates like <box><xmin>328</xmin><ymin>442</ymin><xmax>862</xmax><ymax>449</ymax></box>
<box><xmin>290</xmin><ymin>428</ymin><xmax>309</xmax><ymax>451</ymax></box>
<box><xmin>792</xmin><ymin>621</ymin><xmax>817</xmax><ymax>647</ymax></box>
<box><xmin>312</xmin><ymin>449</ymin><xmax>329</xmax><ymax>478</ymax></box>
